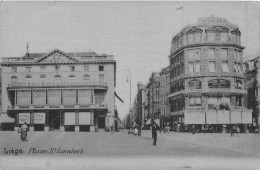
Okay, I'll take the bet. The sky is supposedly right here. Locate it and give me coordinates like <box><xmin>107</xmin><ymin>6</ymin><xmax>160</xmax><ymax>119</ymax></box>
<box><xmin>0</xmin><ymin>1</ymin><xmax>260</xmax><ymax>120</ymax></box>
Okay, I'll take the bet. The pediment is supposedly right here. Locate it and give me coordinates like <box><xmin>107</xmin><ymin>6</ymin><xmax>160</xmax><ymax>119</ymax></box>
<box><xmin>34</xmin><ymin>49</ymin><xmax>80</xmax><ymax>64</ymax></box>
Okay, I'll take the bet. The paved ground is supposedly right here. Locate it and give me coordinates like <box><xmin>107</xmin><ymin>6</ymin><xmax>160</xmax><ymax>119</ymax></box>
<box><xmin>0</xmin><ymin>130</ymin><xmax>259</xmax><ymax>170</ymax></box>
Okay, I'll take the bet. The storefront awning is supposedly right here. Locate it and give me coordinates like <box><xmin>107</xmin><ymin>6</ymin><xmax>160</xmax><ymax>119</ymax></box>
<box><xmin>145</xmin><ymin>118</ymin><xmax>151</xmax><ymax>125</ymax></box>
<box><xmin>241</xmin><ymin>109</ymin><xmax>252</xmax><ymax>124</ymax></box>
<box><xmin>0</xmin><ymin>114</ymin><xmax>15</xmax><ymax>123</ymax></box>
<box><xmin>184</xmin><ymin>110</ymin><xmax>205</xmax><ymax>124</ymax></box>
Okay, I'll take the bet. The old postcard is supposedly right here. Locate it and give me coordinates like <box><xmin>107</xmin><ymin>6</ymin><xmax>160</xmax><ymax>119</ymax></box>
<box><xmin>0</xmin><ymin>1</ymin><xmax>259</xmax><ymax>169</ymax></box>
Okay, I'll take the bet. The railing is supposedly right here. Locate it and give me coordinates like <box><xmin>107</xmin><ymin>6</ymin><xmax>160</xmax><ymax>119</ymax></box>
<box><xmin>8</xmin><ymin>81</ymin><xmax>108</xmax><ymax>88</ymax></box>
<box><xmin>8</xmin><ymin>104</ymin><xmax>108</xmax><ymax>110</ymax></box>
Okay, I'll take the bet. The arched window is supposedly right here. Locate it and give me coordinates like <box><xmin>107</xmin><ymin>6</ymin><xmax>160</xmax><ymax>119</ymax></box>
<box><xmin>208</xmin><ymin>79</ymin><xmax>218</xmax><ymax>88</ymax></box>
<box><xmin>188</xmin><ymin>80</ymin><xmax>201</xmax><ymax>89</ymax></box>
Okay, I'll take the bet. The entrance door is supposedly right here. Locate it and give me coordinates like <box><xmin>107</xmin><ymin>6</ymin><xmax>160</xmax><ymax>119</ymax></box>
<box><xmin>49</xmin><ymin>111</ymin><xmax>60</xmax><ymax>130</ymax></box>
<box><xmin>98</xmin><ymin>117</ymin><xmax>105</xmax><ymax>128</ymax></box>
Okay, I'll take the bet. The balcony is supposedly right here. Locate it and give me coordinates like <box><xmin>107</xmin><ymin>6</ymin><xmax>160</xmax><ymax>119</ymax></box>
<box><xmin>7</xmin><ymin>81</ymin><xmax>108</xmax><ymax>89</ymax></box>
<box><xmin>8</xmin><ymin>103</ymin><xmax>108</xmax><ymax>110</ymax></box>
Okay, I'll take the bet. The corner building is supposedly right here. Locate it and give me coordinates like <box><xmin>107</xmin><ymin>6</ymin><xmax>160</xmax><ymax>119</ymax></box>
<box><xmin>1</xmin><ymin>49</ymin><xmax>116</xmax><ymax>132</ymax></box>
<box><xmin>168</xmin><ymin>16</ymin><xmax>252</xmax><ymax>132</ymax></box>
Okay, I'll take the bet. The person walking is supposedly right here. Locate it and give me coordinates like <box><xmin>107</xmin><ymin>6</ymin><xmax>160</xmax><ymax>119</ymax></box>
<box><xmin>165</xmin><ymin>124</ymin><xmax>170</xmax><ymax>134</ymax></box>
<box><xmin>20</xmin><ymin>122</ymin><xmax>29</xmax><ymax>141</ymax></box>
<box><xmin>110</xmin><ymin>124</ymin><xmax>114</xmax><ymax>134</ymax></box>
<box><xmin>230</xmin><ymin>125</ymin><xmax>235</xmax><ymax>137</ymax></box>
<box><xmin>152</xmin><ymin>122</ymin><xmax>158</xmax><ymax>146</ymax></box>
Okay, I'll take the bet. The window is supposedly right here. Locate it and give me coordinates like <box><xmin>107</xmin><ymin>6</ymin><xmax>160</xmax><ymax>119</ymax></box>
<box><xmin>209</xmin><ymin>62</ymin><xmax>216</xmax><ymax>72</ymax></box>
<box><xmin>84</xmin><ymin>65</ymin><xmax>89</xmax><ymax>71</ymax></box>
<box><xmin>70</xmin><ymin>66</ymin><xmax>75</xmax><ymax>72</ymax></box>
<box><xmin>234</xmin><ymin>63</ymin><xmax>242</xmax><ymax>73</ymax></box>
<box><xmin>215</xmin><ymin>32</ymin><xmax>220</xmax><ymax>41</ymax></box>
<box><xmin>11</xmin><ymin>67</ymin><xmax>17</xmax><ymax>73</ymax></box>
<box><xmin>40</xmin><ymin>66</ymin><xmax>46</xmax><ymax>72</ymax></box>
<box><xmin>194</xmin><ymin>50</ymin><xmax>200</xmax><ymax>60</ymax></box>
<box><xmin>208</xmin><ymin>49</ymin><xmax>215</xmax><ymax>59</ymax></box>
<box><xmin>219</xmin><ymin>79</ymin><xmax>230</xmax><ymax>88</ymax></box>
<box><xmin>235</xmin><ymin>96</ymin><xmax>242</xmax><ymax>106</ymax></box>
<box><xmin>221</xmin><ymin>62</ymin><xmax>229</xmax><ymax>72</ymax></box>
<box><xmin>188</xmin><ymin>80</ymin><xmax>201</xmax><ymax>89</ymax></box>
<box><xmin>99</xmin><ymin>74</ymin><xmax>104</xmax><ymax>82</ymax></box>
<box><xmin>99</xmin><ymin>65</ymin><xmax>104</xmax><ymax>71</ymax></box>
<box><xmin>26</xmin><ymin>67</ymin><xmax>31</xmax><ymax>73</ymax></box>
<box><xmin>221</xmin><ymin>49</ymin><xmax>228</xmax><ymax>59</ymax></box>
<box><xmin>187</xmin><ymin>34</ymin><xmax>193</xmax><ymax>44</ymax></box>
<box><xmin>235</xmin><ymin>80</ymin><xmax>242</xmax><ymax>89</ymax></box>
<box><xmin>189</xmin><ymin>62</ymin><xmax>200</xmax><ymax>73</ymax></box>
<box><xmin>194</xmin><ymin>33</ymin><xmax>201</xmax><ymax>43</ymax></box>
<box><xmin>55</xmin><ymin>65</ymin><xmax>60</xmax><ymax>72</ymax></box>
<box><xmin>207</xmin><ymin>32</ymin><xmax>215</xmax><ymax>42</ymax></box>
<box><xmin>221</xmin><ymin>33</ymin><xmax>228</xmax><ymax>43</ymax></box>
<box><xmin>237</xmin><ymin>63</ymin><xmax>242</xmax><ymax>73</ymax></box>
<box><xmin>208</xmin><ymin>80</ymin><xmax>218</xmax><ymax>88</ymax></box>
<box><xmin>208</xmin><ymin>97</ymin><xmax>218</xmax><ymax>109</ymax></box>
<box><xmin>189</xmin><ymin>97</ymin><xmax>201</xmax><ymax>106</ymax></box>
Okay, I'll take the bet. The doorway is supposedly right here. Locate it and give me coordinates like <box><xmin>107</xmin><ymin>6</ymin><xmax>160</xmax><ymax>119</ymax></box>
<box><xmin>49</xmin><ymin>111</ymin><xmax>60</xmax><ymax>130</ymax></box>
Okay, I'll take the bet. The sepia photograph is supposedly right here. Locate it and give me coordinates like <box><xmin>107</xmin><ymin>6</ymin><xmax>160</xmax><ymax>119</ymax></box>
<box><xmin>0</xmin><ymin>1</ymin><xmax>259</xmax><ymax>169</ymax></box>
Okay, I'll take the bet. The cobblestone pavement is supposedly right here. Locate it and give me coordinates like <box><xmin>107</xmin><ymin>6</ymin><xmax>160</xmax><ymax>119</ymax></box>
<box><xmin>0</xmin><ymin>130</ymin><xmax>259</xmax><ymax>170</ymax></box>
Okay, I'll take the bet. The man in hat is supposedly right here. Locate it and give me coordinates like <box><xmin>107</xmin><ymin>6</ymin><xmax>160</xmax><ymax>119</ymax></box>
<box><xmin>152</xmin><ymin>121</ymin><xmax>158</xmax><ymax>146</ymax></box>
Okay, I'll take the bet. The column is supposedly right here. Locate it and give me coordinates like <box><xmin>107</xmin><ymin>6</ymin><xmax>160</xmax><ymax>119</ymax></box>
<box><xmin>60</xmin><ymin>111</ymin><xmax>65</xmax><ymax>131</ymax></box>
<box><xmin>44</xmin><ymin>111</ymin><xmax>49</xmax><ymax>131</ymax></box>
<box><xmin>14</xmin><ymin>112</ymin><xmax>19</xmax><ymax>131</ymax></box>
<box><xmin>29</xmin><ymin>112</ymin><xmax>34</xmax><ymax>131</ymax></box>
<box><xmin>75</xmin><ymin>110</ymin><xmax>79</xmax><ymax>132</ymax></box>
<box><xmin>90</xmin><ymin>111</ymin><xmax>95</xmax><ymax>132</ymax></box>
<box><xmin>15</xmin><ymin>90</ymin><xmax>17</xmax><ymax>105</ymax></box>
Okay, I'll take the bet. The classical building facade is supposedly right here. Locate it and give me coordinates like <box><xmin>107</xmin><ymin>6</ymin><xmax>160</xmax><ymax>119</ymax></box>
<box><xmin>245</xmin><ymin>55</ymin><xmax>260</xmax><ymax>132</ymax></box>
<box><xmin>159</xmin><ymin>66</ymin><xmax>171</xmax><ymax>127</ymax></box>
<box><xmin>168</xmin><ymin>15</ymin><xmax>252</xmax><ymax>132</ymax></box>
<box><xmin>0</xmin><ymin>49</ymin><xmax>116</xmax><ymax>132</ymax></box>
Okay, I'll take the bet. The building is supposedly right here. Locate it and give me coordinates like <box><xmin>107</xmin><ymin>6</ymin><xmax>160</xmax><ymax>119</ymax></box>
<box><xmin>0</xmin><ymin>49</ymin><xmax>116</xmax><ymax>132</ymax></box>
<box><xmin>168</xmin><ymin>15</ymin><xmax>252</xmax><ymax>132</ymax></box>
<box><xmin>144</xmin><ymin>72</ymin><xmax>160</xmax><ymax>127</ymax></box>
<box><xmin>245</xmin><ymin>55</ymin><xmax>260</xmax><ymax>132</ymax></box>
<box><xmin>159</xmin><ymin>66</ymin><xmax>171</xmax><ymax>127</ymax></box>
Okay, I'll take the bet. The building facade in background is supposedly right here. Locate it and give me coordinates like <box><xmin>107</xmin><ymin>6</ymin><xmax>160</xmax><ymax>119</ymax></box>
<box><xmin>159</xmin><ymin>66</ymin><xmax>171</xmax><ymax>127</ymax></box>
<box><xmin>245</xmin><ymin>55</ymin><xmax>260</xmax><ymax>132</ymax></box>
<box><xmin>0</xmin><ymin>49</ymin><xmax>116</xmax><ymax>132</ymax></box>
<box><xmin>168</xmin><ymin>15</ymin><xmax>252</xmax><ymax>132</ymax></box>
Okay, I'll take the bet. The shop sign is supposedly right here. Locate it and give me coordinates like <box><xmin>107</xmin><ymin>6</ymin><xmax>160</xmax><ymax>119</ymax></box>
<box><xmin>34</xmin><ymin>113</ymin><xmax>45</xmax><ymax>124</ymax></box>
<box><xmin>19</xmin><ymin>113</ymin><xmax>30</xmax><ymax>124</ymax></box>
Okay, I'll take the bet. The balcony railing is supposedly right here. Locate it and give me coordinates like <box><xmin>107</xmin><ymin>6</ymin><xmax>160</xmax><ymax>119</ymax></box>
<box><xmin>8</xmin><ymin>104</ymin><xmax>108</xmax><ymax>110</ymax></box>
<box><xmin>8</xmin><ymin>81</ymin><xmax>108</xmax><ymax>88</ymax></box>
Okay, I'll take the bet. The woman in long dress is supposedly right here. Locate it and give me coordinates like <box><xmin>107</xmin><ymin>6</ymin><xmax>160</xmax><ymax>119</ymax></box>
<box><xmin>20</xmin><ymin>122</ymin><xmax>28</xmax><ymax>141</ymax></box>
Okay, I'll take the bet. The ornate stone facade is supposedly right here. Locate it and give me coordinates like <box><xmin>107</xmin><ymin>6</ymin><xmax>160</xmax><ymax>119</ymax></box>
<box><xmin>168</xmin><ymin>16</ymin><xmax>252</xmax><ymax>132</ymax></box>
<box><xmin>0</xmin><ymin>49</ymin><xmax>116</xmax><ymax>132</ymax></box>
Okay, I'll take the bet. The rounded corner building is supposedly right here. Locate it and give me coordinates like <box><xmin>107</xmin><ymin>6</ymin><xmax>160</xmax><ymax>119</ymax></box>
<box><xmin>168</xmin><ymin>15</ymin><xmax>252</xmax><ymax>133</ymax></box>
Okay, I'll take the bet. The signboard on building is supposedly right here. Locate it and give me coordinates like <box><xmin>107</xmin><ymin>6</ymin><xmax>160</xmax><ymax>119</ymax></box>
<box><xmin>64</xmin><ymin>112</ymin><xmax>75</xmax><ymax>125</ymax></box>
<box><xmin>34</xmin><ymin>113</ymin><xmax>46</xmax><ymax>124</ymax></box>
<box><xmin>79</xmin><ymin>112</ymin><xmax>92</xmax><ymax>125</ymax></box>
<box><xmin>19</xmin><ymin>113</ymin><xmax>30</xmax><ymax>124</ymax></box>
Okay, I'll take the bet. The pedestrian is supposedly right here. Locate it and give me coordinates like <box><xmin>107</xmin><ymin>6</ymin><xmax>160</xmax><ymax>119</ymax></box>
<box><xmin>19</xmin><ymin>122</ymin><xmax>29</xmax><ymax>141</ymax></box>
<box><xmin>134</xmin><ymin>126</ymin><xmax>138</xmax><ymax>135</ymax></box>
<box><xmin>230</xmin><ymin>125</ymin><xmax>235</xmax><ymax>137</ymax></box>
<box><xmin>110</xmin><ymin>124</ymin><xmax>114</xmax><ymax>134</ymax></box>
<box><xmin>192</xmin><ymin>125</ymin><xmax>196</xmax><ymax>135</ymax></box>
<box><xmin>152</xmin><ymin>122</ymin><xmax>158</xmax><ymax>146</ymax></box>
<box><xmin>165</xmin><ymin>124</ymin><xmax>170</xmax><ymax>134</ymax></box>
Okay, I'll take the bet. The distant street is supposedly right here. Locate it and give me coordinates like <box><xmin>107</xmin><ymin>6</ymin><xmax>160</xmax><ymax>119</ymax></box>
<box><xmin>0</xmin><ymin>130</ymin><xmax>259</xmax><ymax>169</ymax></box>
